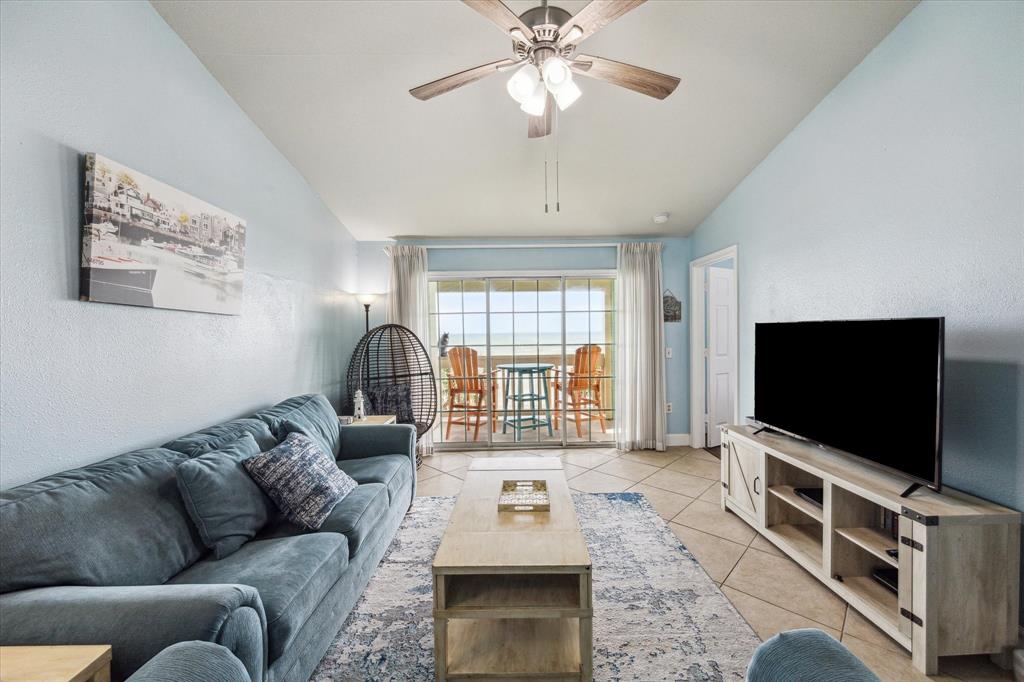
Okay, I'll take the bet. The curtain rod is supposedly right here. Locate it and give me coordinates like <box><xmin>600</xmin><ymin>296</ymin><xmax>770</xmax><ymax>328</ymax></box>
<box><xmin>415</xmin><ymin>243</ymin><xmax>619</xmax><ymax>250</ymax></box>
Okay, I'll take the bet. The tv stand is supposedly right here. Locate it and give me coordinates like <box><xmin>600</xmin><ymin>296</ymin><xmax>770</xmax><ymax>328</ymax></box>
<box><xmin>719</xmin><ymin>424</ymin><xmax>1020</xmax><ymax>675</ymax></box>
<box><xmin>899</xmin><ymin>482</ymin><xmax>924</xmax><ymax>498</ymax></box>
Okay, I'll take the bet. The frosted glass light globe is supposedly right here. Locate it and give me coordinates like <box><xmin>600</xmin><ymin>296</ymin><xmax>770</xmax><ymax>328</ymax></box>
<box><xmin>506</xmin><ymin>64</ymin><xmax>541</xmax><ymax>104</ymax></box>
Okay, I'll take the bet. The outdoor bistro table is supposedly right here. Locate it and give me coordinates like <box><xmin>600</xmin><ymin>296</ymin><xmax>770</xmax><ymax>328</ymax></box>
<box><xmin>496</xmin><ymin>363</ymin><xmax>554</xmax><ymax>441</ymax></box>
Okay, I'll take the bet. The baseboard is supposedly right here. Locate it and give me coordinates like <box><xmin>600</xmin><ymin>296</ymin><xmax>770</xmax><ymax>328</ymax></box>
<box><xmin>667</xmin><ymin>433</ymin><xmax>690</xmax><ymax>447</ymax></box>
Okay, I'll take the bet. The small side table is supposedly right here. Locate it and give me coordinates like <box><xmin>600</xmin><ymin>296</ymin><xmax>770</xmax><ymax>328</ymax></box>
<box><xmin>341</xmin><ymin>415</ymin><xmax>397</xmax><ymax>426</ymax></box>
<box><xmin>0</xmin><ymin>645</ymin><xmax>112</xmax><ymax>682</ymax></box>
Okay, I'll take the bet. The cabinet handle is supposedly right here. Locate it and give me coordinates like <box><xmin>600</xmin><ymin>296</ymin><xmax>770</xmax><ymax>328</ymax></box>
<box><xmin>754</xmin><ymin>476</ymin><xmax>761</xmax><ymax>494</ymax></box>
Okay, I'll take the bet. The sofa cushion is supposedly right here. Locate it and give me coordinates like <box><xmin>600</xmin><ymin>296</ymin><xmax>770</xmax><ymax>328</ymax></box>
<box><xmin>243</xmin><ymin>432</ymin><xmax>357</xmax><ymax>530</ymax></box>
<box><xmin>260</xmin><ymin>482</ymin><xmax>389</xmax><ymax>558</ymax></box>
<box><xmin>176</xmin><ymin>433</ymin><xmax>277</xmax><ymax>559</ymax></box>
<box><xmin>170</xmin><ymin>534</ymin><xmax>348</xmax><ymax>664</ymax></box>
<box><xmin>0</xmin><ymin>449</ymin><xmax>204</xmax><ymax>593</ymax></box>
<box><xmin>318</xmin><ymin>482</ymin><xmax>389</xmax><ymax>556</ymax></box>
<box><xmin>163</xmin><ymin>418</ymin><xmax>277</xmax><ymax>457</ymax></box>
<box><xmin>336</xmin><ymin>454</ymin><xmax>412</xmax><ymax>507</ymax></box>
<box><xmin>252</xmin><ymin>394</ymin><xmax>340</xmax><ymax>457</ymax></box>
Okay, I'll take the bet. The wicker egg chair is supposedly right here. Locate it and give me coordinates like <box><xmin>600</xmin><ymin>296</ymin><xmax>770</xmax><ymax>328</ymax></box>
<box><xmin>346</xmin><ymin>324</ymin><xmax>437</xmax><ymax>465</ymax></box>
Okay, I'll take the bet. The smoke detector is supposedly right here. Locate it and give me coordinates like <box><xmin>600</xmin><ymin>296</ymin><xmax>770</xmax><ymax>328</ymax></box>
<box><xmin>652</xmin><ymin>212</ymin><xmax>670</xmax><ymax>224</ymax></box>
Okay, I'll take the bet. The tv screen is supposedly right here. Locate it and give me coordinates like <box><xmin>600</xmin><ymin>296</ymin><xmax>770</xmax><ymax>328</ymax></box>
<box><xmin>754</xmin><ymin>318</ymin><xmax>944</xmax><ymax>489</ymax></box>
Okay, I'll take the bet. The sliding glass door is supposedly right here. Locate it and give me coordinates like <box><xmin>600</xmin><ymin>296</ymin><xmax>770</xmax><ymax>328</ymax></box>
<box><xmin>428</xmin><ymin>274</ymin><xmax>615</xmax><ymax>449</ymax></box>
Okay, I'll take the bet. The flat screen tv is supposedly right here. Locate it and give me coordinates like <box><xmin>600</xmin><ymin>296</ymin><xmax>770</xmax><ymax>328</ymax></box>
<box><xmin>754</xmin><ymin>317</ymin><xmax>944</xmax><ymax>490</ymax></box>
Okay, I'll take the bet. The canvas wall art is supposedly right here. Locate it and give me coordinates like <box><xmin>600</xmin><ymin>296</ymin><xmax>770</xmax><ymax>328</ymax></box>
<box><xmin>81</xmin><ymin>154</ymin><xmax>246</xmax><ymax>315</ymax></box>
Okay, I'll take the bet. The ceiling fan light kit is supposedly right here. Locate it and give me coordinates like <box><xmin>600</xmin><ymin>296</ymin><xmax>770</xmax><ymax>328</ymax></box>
<box><xmin>410</xmin><ymin>0</ymin><xmax>681</xmax><ymax>139</ymax></box>
<box><xmin>521</xmin><ymin>81</ymin><xmax>549</xmax><ymax>116</ymax></box>
<box><xmin>506</xmin><ymin>63</ymin><xmax>541</xmax><ymax>104</ymax></box>
<box><xmin>541</xmin><ymin>57</ymin><xmax>572</xmax><ymax>91</ymax></box>
<box><xmin>552</xmin><ymin>78</ymin><xmax>581</xmax><ymax>111</ymax></box>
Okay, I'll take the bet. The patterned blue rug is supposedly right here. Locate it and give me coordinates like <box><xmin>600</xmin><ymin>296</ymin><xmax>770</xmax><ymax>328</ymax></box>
<box><xmin>312</xmin><ymin>493</ymin><xmax>759</xmax><ymax>681</ymax></box>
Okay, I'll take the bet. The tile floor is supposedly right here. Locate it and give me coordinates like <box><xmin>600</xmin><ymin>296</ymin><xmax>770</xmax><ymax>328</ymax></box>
<box><xmin>417</xmin><ymin>445</ymin><xmax>1014</xmax><ymax>682</ymax></box>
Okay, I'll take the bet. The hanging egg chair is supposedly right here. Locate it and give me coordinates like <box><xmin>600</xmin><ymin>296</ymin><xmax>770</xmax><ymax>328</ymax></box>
<box><xmin>346</xmin><ymin>324</ymin><xmax>437</xmax><ymax>462</ymax></box>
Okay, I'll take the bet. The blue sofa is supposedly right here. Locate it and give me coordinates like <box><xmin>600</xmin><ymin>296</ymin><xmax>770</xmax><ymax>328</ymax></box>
<box><xmin>0</xmin><ymin>394</ymin><xmax>416</xmax><ymax>682</ymax></box>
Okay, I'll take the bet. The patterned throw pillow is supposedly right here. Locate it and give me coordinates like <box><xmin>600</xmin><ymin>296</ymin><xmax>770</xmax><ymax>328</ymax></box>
<box><xmin>243</xmin><ymin>432</ymin><xmax>357</xmax><ymax>530</ymax></box>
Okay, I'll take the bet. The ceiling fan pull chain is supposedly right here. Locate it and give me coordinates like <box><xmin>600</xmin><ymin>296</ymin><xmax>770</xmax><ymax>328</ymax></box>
<box><xmin>555</xmin><ymin>109</ymin><xmax>560</xmax><ymax>213</ymax></box>
<box><xmin>544</xmin><ymin>157</ymin><xmax>549</xmax><ymax>214</ymax></box>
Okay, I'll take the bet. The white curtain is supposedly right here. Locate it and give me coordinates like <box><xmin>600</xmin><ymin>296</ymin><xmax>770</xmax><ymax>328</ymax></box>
<box><xmin>615</xmin><ymin>242</ymin><xmax>667</xmax><ymax>451</ymax></box>
<box><xmin>384</xmin><ymin>244</ymin><xmax>434</xmax><ymax>454</ymax></box>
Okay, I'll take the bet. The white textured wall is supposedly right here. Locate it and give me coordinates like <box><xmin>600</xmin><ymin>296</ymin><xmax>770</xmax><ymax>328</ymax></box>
<box><xmin>692</xmin><ymin>0</ymin><xmax>1024</xmax><ymax>510</ymax></box>
<box><xmin>0</xmin><ymin>1</ymin><xmax>363</xmax><ymax>488</ymax></box>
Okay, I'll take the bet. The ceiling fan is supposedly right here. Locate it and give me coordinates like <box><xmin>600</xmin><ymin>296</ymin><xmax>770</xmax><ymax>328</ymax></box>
<box><xmin>409</xmin><ymin>0</ymin><xmax>681</xmax><ymax>138</ymax></box>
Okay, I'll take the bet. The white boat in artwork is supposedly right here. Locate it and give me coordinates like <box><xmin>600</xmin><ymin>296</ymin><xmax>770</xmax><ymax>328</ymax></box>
<box><xmin>81</xmin><ymin>222</ymin><xmax>157</xmax><ymax>306</ymax></box>
<box><xmin>181</xmin><ymin>252</ymin><xmax>243</xmax><ymax>285</ymax></box>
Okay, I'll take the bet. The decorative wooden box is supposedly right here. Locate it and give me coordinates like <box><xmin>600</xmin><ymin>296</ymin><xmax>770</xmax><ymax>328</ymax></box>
<box><xmin>498</xmin><ymin>480</ymin><xmax>550</xmax><ymax>512</ymax></box>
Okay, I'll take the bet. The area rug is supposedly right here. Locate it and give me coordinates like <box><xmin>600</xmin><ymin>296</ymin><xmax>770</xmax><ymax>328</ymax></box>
<box><xmin>312</xmin><ymin>493</ymin><xmax>759</xmax><ymax>681</ymax></box>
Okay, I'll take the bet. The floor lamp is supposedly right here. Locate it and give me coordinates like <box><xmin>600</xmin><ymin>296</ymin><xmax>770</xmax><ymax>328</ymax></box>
<box><xmin>357</xmin><ymin>293</ymin><xmax>377</xmax><ymax>333</ymax></box>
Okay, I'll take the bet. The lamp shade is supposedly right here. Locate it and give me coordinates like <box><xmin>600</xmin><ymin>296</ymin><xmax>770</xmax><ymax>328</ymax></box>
<box><xmin>541</xmin><ymin>57</ymin><xmax>572</xmax><ymax>92</ymax></box>
<box><xmin>357</xmin><ymin>293</ymin><xmax>377</xmax><ymax>306</ymax></box>
<box><xmin>520</xmin><ymin>81</ymin><xmax>548</xmax><ymax>116</ymax></box>
<box><xmin>506</xmin><ymin>64</ymin><xmax>541</xmax><ymax>104</ymax></box>
<box><xmin>553</xmin><ymin>79</ymin><xmax>582</xmax><ymax>111</ymax></box>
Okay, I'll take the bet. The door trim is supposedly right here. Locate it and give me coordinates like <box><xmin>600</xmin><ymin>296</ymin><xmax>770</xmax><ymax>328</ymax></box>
<box><xmin>689</xmin><ymin>245</ymin><xmax>739</xmax><ymax>449</ymax></box>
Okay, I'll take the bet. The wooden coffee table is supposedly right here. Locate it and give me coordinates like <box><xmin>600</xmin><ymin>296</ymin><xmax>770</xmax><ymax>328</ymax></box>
<box><xmin>0</xmin><ymin>645</ymin><xmax>111</xmax><ymax>682</ymax></box>
<box><xmin>432</xmin><ymin>457</ymin><xmax>593</xmax><ymax>681</ymax></box>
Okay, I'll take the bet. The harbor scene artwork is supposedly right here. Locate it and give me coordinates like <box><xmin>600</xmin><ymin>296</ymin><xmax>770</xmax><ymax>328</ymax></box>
<box><xmin>81</xmin><ymin>153</ymin><xmax>246</xmax><ymax>315</ymax></box>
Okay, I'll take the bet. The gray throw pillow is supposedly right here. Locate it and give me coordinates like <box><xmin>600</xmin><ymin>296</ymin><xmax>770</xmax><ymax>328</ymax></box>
<box><xmin>175</xmin><ymin>433</ymin><xmax>276</xmax><ymax>559</ymax></box>
<box><xmin>243</xmin><ymin>432</ymin><xmax>358</xmax><ymax>530</ymax></box>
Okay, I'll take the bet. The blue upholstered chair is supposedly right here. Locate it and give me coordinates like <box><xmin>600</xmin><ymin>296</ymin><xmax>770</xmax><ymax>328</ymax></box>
<box><xmin>746</xmin><ymin>629</ymin><xmax>881</xmax><ymax>682</ymax></box>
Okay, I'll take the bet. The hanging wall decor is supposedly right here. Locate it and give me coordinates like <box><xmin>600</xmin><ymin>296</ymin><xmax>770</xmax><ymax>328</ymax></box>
<box><xmin>663</xmin><ymin>289</ymin><xmax>682</xmax><ymax>323</ymax></box>
<box><xmin>81</xmin><ymin>153</ymin><xmax>246</xmax><ymax>315</ymax></box>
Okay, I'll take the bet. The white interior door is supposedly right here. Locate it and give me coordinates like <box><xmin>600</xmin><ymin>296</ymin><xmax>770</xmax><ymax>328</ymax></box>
<box><xmin>706</xmin><ymin>265</ymin><xmax>735</xmax><ymax>447</ymax></box>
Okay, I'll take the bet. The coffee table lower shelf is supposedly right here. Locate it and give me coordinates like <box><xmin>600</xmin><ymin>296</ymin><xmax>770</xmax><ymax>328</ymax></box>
<box><xmin>443</xmin><ymin>618</ymin><xmax>583</xmax><ymax>680</ymax></box>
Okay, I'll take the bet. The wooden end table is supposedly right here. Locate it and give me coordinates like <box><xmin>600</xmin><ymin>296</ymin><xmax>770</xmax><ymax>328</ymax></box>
<box><xmin>0</xmin><ymin>645</ymin><xmax>111</xmax><ymax>682</ymax></box>
<box><xmin>432</xmin><ymin>457</ymin><xmax>593</xmax><ymax>681</ymax></box>
<box><xmin>340</xmin><ymin>414</ymin><xmax>397</xmax><ymax>425</ymax></box>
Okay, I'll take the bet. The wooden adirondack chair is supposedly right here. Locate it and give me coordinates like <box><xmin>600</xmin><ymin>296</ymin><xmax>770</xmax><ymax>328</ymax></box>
<box><xmin>444</xmin><ymin>346</ymin><xmax>497</xmax><ymax>441</ymax></box>
<box><xmin>552</xmin><ymin>345</ymin><xmax>608</xmax><ymax>438</ymax></box>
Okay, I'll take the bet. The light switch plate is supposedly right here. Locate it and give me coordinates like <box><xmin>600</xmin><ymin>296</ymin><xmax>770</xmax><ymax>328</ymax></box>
<box><xmin>665</xmin><ymin>347</ymin><xmax>673</xmax><ymax>359</ymax></box>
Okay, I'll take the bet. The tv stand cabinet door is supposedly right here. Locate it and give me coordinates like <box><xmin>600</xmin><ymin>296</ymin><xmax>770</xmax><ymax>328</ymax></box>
<box><xmin>723</xmin><ymin>437</ymin><xmax>763</xmax><ymax>523</ymax></box>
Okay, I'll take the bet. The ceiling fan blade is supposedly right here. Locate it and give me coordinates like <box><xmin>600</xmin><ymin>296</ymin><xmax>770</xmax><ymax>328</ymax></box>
<box><xmin>463</xmin><ymin>0</ymin><xmax>536</xmax><ymax>42</ymax></box>
<box><xmin>558</xmin><ymin>0</ymin><xmax>646</xmax><ymax>46</ymax></box>
<box><xmin>570</xmin><ymin>54</ymin><xmax>679</xmax><ymax>99</ymax></box>
<box><xmin>527</xmin><ymin>93</ymin><xmax>555</xmax><ymax>139</ymax></box>
<box><xmin>410</xmin><ymin>58</ymin><xmax>519</xmax><ymax>101</ymax></box>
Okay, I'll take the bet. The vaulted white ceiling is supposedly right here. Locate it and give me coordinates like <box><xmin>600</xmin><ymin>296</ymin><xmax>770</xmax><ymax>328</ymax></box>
<box><xmin>153</xmin><ymin>0</ymin><xmax>916</xmax><ymax>240</ymax></box>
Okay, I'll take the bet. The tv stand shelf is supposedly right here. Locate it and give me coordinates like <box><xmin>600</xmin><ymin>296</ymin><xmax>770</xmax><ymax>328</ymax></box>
<box><xmin>768</xmin><ymin>485</ymin><xmax>824</xmax><ymax>522</ymax></box>
<box><xmin>835</xmin><ymin>527</ymin><xmax>898</xmax><ymax>567</ymax></box>
<box><xmin>720</xmin><ymin>424</ymin><xmax>1020</xmax><ymax>675</ymax></box>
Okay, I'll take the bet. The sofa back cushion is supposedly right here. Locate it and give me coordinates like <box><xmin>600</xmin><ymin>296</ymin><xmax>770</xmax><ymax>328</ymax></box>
<box><xmin>162</xmin><ymin>417</ymin><xmax>277</xmax><ymax>457</ymax></box>
<box><xmin>251</xmin><ymin>394</ymin><xmax>340</xmax><ymax>457</ymax></box>
<box><xmin>176</xmin><ymin>433</ymin><xmax>277</xmax><ymax>559</ymax></box>
<box><xmin>0</xmin><ymin>448</ymin><xmax>205</xmax><ymax>593</ymax></box>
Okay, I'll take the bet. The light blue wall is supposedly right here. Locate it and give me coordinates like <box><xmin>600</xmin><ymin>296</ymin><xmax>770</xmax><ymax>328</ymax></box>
<box><xmin>0</xmin><ymin>1</ymin><xmax>362</xmax><ymax>488</ymax></box>
<box><xmin>402</xmin><ymin>237</ymin><xmax>693</xmax><ymax>437</ymax></box>
<box><xmin>691</xmin><ymin>1</ymin><xmax>1024</xmax><ymax>512</ymax></box>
